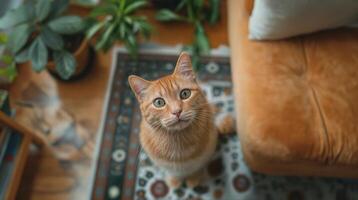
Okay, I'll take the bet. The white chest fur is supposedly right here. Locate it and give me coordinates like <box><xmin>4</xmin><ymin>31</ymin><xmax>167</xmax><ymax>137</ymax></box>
<box><xmin>141</xmin><ymin>125</ymin><xmax>218</xmax><ymax>178</ymax></box>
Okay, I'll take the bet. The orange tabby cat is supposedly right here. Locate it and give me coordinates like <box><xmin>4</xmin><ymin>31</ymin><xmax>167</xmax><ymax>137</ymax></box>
<box><xmin>128</xmin><ymin>52</ymin><xmax>218</xmax><ymax>188</ymax></box>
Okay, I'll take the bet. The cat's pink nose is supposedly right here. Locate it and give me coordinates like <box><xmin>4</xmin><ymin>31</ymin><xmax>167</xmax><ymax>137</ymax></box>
<box><xmin>172</xmin><ymin>109</ymin><xmax>182</xmax><ymax>118</ymax></box>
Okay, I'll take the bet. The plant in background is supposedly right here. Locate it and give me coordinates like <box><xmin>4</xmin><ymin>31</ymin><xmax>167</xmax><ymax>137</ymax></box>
<box><xmin>86</xmin><ymin>0</ymin><xmax>152</xmax><ymax>57</ymax></box>
<box><xmin>0</xmin><ymin>33</ymin><xmax>16</xmax><ymax>83</ymax></box>
<box><xmin>156</xmin><ymin>0</ymin><xmax>220</xmax><ymax>70</ymax></box>
<box><xmin>0</xmin><ymin>0</ymin><xmax>85</xmax><ymax>80</ymax></box>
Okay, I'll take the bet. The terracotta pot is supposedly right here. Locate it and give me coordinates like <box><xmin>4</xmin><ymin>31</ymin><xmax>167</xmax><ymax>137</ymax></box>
<box><xmin>46</xmin><ymin>38</ymin><xmax>90</xmax><ymax>78</ymax></box>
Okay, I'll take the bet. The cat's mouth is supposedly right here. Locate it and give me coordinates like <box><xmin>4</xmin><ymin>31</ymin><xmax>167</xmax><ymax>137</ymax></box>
<box><xmin>163</xmin><ymin>118</ymin><xmax>192</xmax><ymax>130</ymax></box>
<box><xmin>178</xmin><ymin>118</ymin><xmax>190</xmax><ymax>123</ymax></box>
<box><xmin>160</xmin><ymin>111</ymin><xmax>197</xmax><ymax>130</ymax></box>
<box><xmin>172</xmin><ymin>118</ymin><xmax>191</xmax><ymax>125</ymax></box>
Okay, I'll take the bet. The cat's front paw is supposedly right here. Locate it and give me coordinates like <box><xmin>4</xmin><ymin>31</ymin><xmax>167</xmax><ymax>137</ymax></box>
<box><xmin>166</xmin><ymin>176</ymin><xmax>182</xmax><ymax>189</ymax></box>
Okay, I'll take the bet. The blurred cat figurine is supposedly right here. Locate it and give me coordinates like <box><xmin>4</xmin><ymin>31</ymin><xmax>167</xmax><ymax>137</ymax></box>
<box><xmin>128</xmin><ymin>52</ymin><xmax>223</xmax><ymax>188</ymax></box>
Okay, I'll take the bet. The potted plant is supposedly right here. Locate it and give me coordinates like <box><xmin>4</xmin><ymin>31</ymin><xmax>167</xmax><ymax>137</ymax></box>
<box><xmin>155</xmin><ymin>0</ymin><xmax>220</xmax><ymax>70</ymax></box>
<box><xmin>0</xmin><ymin>0</ymin><xmax>90</xmax><ymax>80</ymax></box>
<box><xmin>86</xmin><ymin>0</ymin><xmax>152</xmax><ymax>57</ymax></box>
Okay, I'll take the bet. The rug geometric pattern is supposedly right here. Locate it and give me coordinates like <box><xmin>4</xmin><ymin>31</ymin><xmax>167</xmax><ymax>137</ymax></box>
<box><xmin>91</xmin><ymin>51</ymin><xmax>358</xmax><ymax>200</ymax></box>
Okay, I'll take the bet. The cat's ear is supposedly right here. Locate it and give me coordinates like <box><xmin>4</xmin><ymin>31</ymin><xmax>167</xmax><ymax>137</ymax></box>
<box><xmin>173</xmin><ymin>52</ymin><xmax>195</xmax><ymax>81</ymax></box>
<box><xmin>128</xmin><ymin>75</ymin><xmax>151</xmax><ymax>101</ymax></box>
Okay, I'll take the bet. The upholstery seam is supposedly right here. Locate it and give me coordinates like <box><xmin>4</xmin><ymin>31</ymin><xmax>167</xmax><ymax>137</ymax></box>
<box><xmin>310</xmin><ymin>87</ymin><xmax>330</xmax><ymax>162</ymax></box>
<box><xmin>301</xmin><ymin>38</ymin><xmax>331</xmax><ymax>164</ymax></box>
<box><xmin>300</xmin><ymin>38</ymin><xmax>308</xmax><ymax>74</ymax></box>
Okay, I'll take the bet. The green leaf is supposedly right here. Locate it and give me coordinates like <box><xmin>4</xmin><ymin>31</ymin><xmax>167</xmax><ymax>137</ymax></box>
<box><xmin>36</xmin><ymin>0</ymin><xmax>52</xmax><ymax>22</ymax></box>
<box><xmin>132</xmin><ymin>21</ymin><xmax>141</xmax><ymax>33</ymax></box>
<box><xmin>126</xmin><ymin>35</ymin><xmax>136</xmax><ymax>48</ymax></box>
<box><xmin>29</xmin><ymin>37</ymin><xmax>48</xmax><ymax>72</ymax></box>
<box><xmin>119</xmin><ymin>23</ymin><xmax>126</xmax><ymax>38</ymax></box>
<box><xmin>101</xmin><ymin>34</ymin><xmax>116</xmax><ymax>52</ymax></box>
<box><xmin>95</xmin><ymin>23</ymin><xmax>115</xmax><ymax>51</ymax></box>
<box><xmin>119</xmin><ymin>0</ymin><xmax>126</xmax><ymax>12</ymax></box>
<box><xmin>0</xmin><ymin>4</ymin><xmax>32</xmax><ymax>29</ymax></box>
<box><xmin>25</xmin><ymin>1</ymin><xmax>37</xmax><ymax>22</ymax></box>
<box><xmin>0</xmin><ymin>33</ymin><xmax>8</xmax><ymax>44</ymax></box>
<box><xmin>90</xmin><ymin>4</ymin><xmax>117</xmax><ymax>17</ymax></box>
<box><xmin>1</xmin><ymin>54</ymin><xmax>13</xmax><ymax>64</ymax></box>
<box><xmin>124</xmin><ymin>16</ymin><xmax>133</xmax><ymax>25</ymax></box>
<box><xmin>137</xmin><ymin>20</ymin><xmax>152</xmax><ymax>39</ymax></box>
<box><xmin>124</xmin><ymin>1</ymin><xmax>147</xmax><ymax>15</ymax></box>
<box><xmin>195</xmin><ymin>23</ymin><xmax>210</xmax><ymax>55</ymax></box>
<box><xmin>176</xmin><ymin>0</ymin><xmax>189</xmax><ymax>11</ymax></box>
<box><xmin>53</xmin><ymin>50</ymin><xmax>76</xmax><ymax>80</ymax></box>
<box><xmin>209</xmin><ymin>0</ymin><xmax>220</xmax><ymax>24</ymax></box>
<box><xmin>48</xmin><ymin>16</ymin><xmax>84</xmax><ymax>35</ymax></box>
<box><xmin>40</xmin><ymin>26</ymin><xmax>64</xmax><ymax>50</ymax></box>
<box><xmin>48</xmin><ymin>0</ymin><xmax>69</xmax><ymax>19</ymax></box>
<box><xmin>191</xmin><ymin>53</ymin><xmax>200</xmax><ymax>71</ymax></box>
<box><xmin>86</xmin><ymin>21</ymin><xmax>105</xmax><ymax>39</ymax></box>
<box><xmin>7</xmin><ymin>24</ymin><xmax>32</xmax><ymax>54</ymax></box>
<box><xmin>15</xmin><ymin>47</ymin><xmax>30</xmax><ymax>63</ymax></box>
<box><xmin>155</xmin><ymin>9</ymin><xmax>186</xmax><ymax>22</ymax></box>
<box><xmin>125</xmin><ymin>34</ymin><xmax>137</xmax><ymax>57</ymax></box>
<box><xmin>187</xmin><ymin>3</ymin><xmax>194</xmax><ymax>22</ymax></box>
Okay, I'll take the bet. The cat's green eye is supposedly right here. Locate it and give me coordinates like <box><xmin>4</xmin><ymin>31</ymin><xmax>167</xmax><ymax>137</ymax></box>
<box><xmin>153</xmin><ymin>98</ymin><xmax>166</xmax><ymax>108</ymax></box>
<box><xmin>180</xmin><ymin>89</ymin><xmax>191</xmax><ymax>100</ymax></box>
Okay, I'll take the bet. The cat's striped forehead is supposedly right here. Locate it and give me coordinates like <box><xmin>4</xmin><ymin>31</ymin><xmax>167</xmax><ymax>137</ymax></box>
<box><xmin>154</xmin><ymin>75</ymin><xmax>181</xmax><ymax>96</ymax></box>
<box><xmin>150</xmin><ymin>75</ymin><xmax>198</xmax><ymax>97</ymax></box>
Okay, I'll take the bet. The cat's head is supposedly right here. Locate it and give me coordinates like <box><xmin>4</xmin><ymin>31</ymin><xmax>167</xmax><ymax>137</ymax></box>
<box><xmin>128</xmin><ymin>52</ymin><xmax>208</xmax><ymax>131</ymax></box>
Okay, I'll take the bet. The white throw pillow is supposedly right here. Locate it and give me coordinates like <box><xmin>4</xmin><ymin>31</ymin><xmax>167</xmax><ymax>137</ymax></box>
<box><xmin>249</xmin><ymin>0</ymin><xmax>358</xmax><ymax>40</ymax></box>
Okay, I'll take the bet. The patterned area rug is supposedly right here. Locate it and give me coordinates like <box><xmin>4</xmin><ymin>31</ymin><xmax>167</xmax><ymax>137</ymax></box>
<box><xmin>91</xmin><ymin>49</ymin><xmax>358</xmax><ymax>200</ymax></box>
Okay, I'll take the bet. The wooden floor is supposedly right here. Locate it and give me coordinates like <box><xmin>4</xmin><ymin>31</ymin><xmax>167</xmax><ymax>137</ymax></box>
<box><xmin>12</xmin><ymin>2</ymin><xmax>228</xmax><ymax>200</ymax></box>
